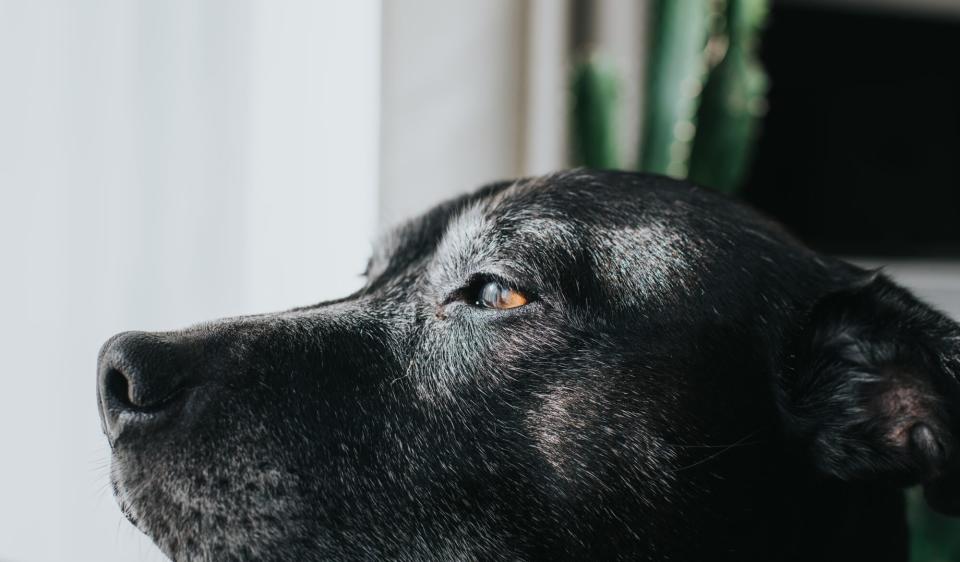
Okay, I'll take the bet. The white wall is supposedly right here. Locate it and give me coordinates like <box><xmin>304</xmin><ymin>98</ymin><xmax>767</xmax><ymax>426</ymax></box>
<box><xmin>0</xmin><ymin>1</ymin><xmax>380</xmax><ymax>560</ymax></box>
<box><xmin>855</xmin><ymin>261</ymin><xmax>960</xmax><ymax>320</ymax></box>
<box><xmin>379</xmin><ymin>0</ymin><xmax>526</xmax><ymax>225</ymax></box>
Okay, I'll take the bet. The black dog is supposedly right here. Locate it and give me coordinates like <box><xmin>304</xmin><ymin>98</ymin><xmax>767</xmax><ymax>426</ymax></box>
<box><xmin>98</xmin><ymin>170</ymin><xmax>960</xmax><ymax>561</ymax></box>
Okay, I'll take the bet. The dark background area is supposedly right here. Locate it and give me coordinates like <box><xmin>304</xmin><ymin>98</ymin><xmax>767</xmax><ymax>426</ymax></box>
<box><xmin>741</xmin><ymin>3</ymin><xmax>960</xmax><ymax>257</ymax></box>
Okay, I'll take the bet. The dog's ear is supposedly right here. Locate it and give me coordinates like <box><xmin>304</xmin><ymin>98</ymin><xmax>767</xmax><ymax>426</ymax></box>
<box><xmin>778</xmin><ymin>272</ymin><xmax>960</xmax><ymax>515</ymax></box>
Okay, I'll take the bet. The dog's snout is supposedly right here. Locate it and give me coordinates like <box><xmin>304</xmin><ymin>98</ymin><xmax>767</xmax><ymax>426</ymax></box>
<box><xmin>97</xmin><ymin>331</ymin><xmax>192</xmax><ymax>443</ymax></box>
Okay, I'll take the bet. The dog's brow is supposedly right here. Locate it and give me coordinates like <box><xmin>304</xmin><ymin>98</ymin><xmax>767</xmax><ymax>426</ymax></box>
<box><xmin>367</xmin><ymin>204</ymin><xmax>482</xmax><ymax>282</ymax></box>
<box><xmin>432</xmin><ymin>200</ymin><xmax>495</xmax><ymax>272</ymax></box>
<box><xmin>369</xmin><ymin>176</ymin><xmax>593</xmax><ymax>288</ymax></box>
<box><xmin>367</xmin><ymin>203</ymin><xmax>468</xmax><ymax>281</ymax></box>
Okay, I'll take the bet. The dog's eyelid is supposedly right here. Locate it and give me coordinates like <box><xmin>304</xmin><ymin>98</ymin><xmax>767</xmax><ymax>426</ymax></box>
<box><xmin>439</xmin><ymin>287</ymin><xmax>470</xmax><ymax>307</ymax></box>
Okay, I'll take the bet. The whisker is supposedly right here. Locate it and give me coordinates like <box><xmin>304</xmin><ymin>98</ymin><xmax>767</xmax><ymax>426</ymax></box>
<box><xmin>672</xmin><ymin>431</ymin><xmax>763</xmax><ymax>473</ymax></box>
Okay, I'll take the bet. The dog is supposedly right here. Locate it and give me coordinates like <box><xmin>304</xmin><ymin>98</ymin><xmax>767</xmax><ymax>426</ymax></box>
<box><xmin>98</xmin><ymin>170</ymin><xmax>960</xmax><ymax>561</ymax></box>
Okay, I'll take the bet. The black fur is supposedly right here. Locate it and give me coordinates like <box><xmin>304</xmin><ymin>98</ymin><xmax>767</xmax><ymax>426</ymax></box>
<box><xmin>97</xmin><ymin>170</ymin><xmax>960</xmax><ymax>561</ymax></box>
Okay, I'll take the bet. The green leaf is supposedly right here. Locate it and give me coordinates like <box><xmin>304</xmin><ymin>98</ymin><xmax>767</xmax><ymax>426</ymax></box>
<box><xmin>571</xmin><ymin>55</ymin><xmax>620</xmax><ymax>169</ymax></box>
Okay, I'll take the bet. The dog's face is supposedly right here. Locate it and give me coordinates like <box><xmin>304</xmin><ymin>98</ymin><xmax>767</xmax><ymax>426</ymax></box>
<box><xmin>98</xmin><ymin>171</ymin><xmax>960</xmax><ymax>561</ymax></box>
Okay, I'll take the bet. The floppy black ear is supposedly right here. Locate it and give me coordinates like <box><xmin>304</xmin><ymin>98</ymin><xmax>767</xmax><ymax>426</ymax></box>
<box><xmin>778</xmin><ymin>272</ymin><xmax>960</xmax><ymax>515</ymax></box>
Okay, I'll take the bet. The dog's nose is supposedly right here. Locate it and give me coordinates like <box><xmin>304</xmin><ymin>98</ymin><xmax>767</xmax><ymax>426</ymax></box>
<box><xmin>97</xmin><ymin>331</ymin><xmax>192</xmax><ymax>443</ymax></box>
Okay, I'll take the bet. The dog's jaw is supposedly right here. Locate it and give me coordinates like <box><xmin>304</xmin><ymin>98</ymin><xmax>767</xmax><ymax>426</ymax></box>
<box><xmin>108</xmin><ymin>418</ymin><xmax>329</xmax><ymax>561</ymax></box>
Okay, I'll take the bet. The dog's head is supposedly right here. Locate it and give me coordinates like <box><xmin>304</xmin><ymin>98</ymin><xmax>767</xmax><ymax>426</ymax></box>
<box><xmin>98</xmin><ymin>171</ymin><xmax>960</xmax><ymax>560</ymax></box>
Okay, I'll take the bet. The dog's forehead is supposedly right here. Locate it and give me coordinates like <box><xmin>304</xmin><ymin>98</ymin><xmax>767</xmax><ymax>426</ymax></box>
<box><xmin>369</xmin><ymin>172</ymin><xmax>715</xmax><ymax>302</ymax></box>
<box><xmin>460</xmin><ymin>181</ymin><xmax>700</xmax><ymax>298</ymax></box>
<box><xmin>430</xmin><ymin>182</ymin><xmax>579</xmax><ymax>271</ymax></box>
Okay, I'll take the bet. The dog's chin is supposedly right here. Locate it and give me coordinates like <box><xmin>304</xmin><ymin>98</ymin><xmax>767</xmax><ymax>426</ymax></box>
<box><xmin>109</xmin><ymin>448</ymin><xmax>318</xmax><ymax>562</ymax></box>
<box><xmin>111</xmin><ymin>471</ymin><xmax>203</xmax><ymax>561</ymax></box>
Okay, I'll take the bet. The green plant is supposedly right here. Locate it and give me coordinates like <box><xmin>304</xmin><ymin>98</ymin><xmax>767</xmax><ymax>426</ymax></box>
<box><xmin>909</xmin><ymin>488</ymin><xmax>960</xmax><ymax>562</ymax></box>
<box><xmin>571</xmin><ymin>0</ymin><xmax>769</xmax><ymax>195</ymax></box>
<box><xmin>570</xmin><ymin>55</ymin><xmax>620</xmax><ymax>169</ymax></box>
<box><xmin>687</xmin><ymin>0</ymin><xmax>769</xmax><ymax>193</ymax></box>
<box><xmin>639</xmin><ymin>0</ymin><xmax>712</xmax><ymax>179</ymax></box>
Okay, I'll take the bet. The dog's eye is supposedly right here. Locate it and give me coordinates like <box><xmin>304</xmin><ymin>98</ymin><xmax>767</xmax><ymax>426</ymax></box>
<box><xmin>476</xmin><ymin>281</ymin><xmax>528</xmax><ymax>310</ymax></box>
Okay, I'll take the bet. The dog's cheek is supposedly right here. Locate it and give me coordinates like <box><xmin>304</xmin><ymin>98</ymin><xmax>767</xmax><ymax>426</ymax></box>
<box><xmin>515</xmin><ymin>372</ymin><xmax>715</xmax><ymax>559</ymax></box>
<box><xmin>407</xmin><ymin>310</ymin><xmax>563</xmax><ymax>401</ymax></box>
<box><xmin>523</xmin><ymin>366</ymin><xmax>680</xmax><ymax>505</ymax></box>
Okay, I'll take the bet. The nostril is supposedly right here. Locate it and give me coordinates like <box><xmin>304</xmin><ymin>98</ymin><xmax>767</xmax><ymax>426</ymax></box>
<box><xmin>97</xmin><ymin>330</ymin><xmax>195</xmax><ymax>441</ymax></box>
<box><xmin>104</xmin><ymin>365</ymin><xmax>185</xmax><ymax>413</ymax></box>
<box><xmin>105</xmin><ymin>367</ymin><xmax>135</xmax><ymax>409</ymax></box>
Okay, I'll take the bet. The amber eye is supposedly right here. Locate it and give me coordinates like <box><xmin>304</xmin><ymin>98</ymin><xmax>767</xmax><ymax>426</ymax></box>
<box><xmin>476</xmin><ymin>281</ymin><xmax>528</xmax><ymax>310</ymax></box>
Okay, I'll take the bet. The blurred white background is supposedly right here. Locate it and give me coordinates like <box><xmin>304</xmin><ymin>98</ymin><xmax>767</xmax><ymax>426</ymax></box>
<box><xmin>0</xmin><ymin>1</ymin><xmax>382</xmax><ymax>560</ymax></box>
<box><xmin>0</xmin><ymin>1</ymin><xmax>958</xmax><ymax>561</ymax></box>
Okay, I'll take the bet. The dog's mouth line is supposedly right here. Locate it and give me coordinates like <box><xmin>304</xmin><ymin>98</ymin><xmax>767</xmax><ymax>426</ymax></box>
<box><xmin>135</xmin><ymin>386</ymin><xmax>188</xmax><ymax>413</ymax></box>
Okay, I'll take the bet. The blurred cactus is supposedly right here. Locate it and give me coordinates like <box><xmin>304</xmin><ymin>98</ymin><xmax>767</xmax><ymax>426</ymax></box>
<box><xmin>640</xmin><ymin>0</ymin><xmax>769</xmax><ymax>193</ymax></box>
<box><xmin>688</xmin><ymin>0</ymin><xmax>770</xmax><ymax>193</ymax></box>
<box><xmin>571</xmin><ymin>55</ymin><xmax>620</xmax><ymax>169</ymax></box>
<box><xmin>571</xmin><ymin>0</ymin><xmax>769</xmax><ymax>194</ymax></box>
<box><xmin>639</xmin><ymin>0</ymin><xmax>712</xmax><ymax>179</ymax></box>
